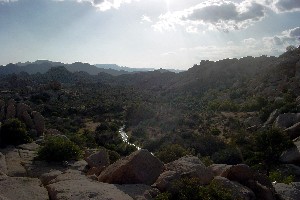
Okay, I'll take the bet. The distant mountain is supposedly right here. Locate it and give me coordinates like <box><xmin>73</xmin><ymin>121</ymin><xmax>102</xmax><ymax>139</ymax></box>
<box><xmin>0</xmin><ymin>61</ymin><xmax>131</xmax><ymax>76</ymax></box>
<box><xmin>95</xmin><ymin>64</ymin><xmax>184</xmax><ymax>73</ymax></box>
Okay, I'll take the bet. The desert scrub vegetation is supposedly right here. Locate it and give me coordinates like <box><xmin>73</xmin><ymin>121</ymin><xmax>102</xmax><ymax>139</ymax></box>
<box><xmin>0</xmin><ymin>118</ymin><xmax>32</xmax><ymax>146</ymax></box>
<box><xmin>37</xmin><ymin>135</ymin><xmax>81</xmax><ymax>161</ymax></box>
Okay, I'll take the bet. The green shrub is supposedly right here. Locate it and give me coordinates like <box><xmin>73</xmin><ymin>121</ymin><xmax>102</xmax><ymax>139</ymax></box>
<box><xmin>38</xmin><ymin>136</ymin><xmax>81</xmax><ymax>161</ymax></box>
<box><xmin>269</xmin><ymin>170</ymin><xmax>294</xmax><ymax>184</ymax></box>
<box><xmin>0</xmin><ymin>118</ymin><xmax>32</xmax><ymax>146</ymax></box>
<box><xmin>212</xmin><ymin>147</ymin><xmax>242</xmax><ymax>165</ymax></box>
<box><xmin>160</xmin><ymin>177</ymin><xmax>233</xmax><ymax>200</ymax></box>
<box><xmin>156</xmin><ymin>144</ymin><xmax>190</xmax><ymax>163</ymax></box>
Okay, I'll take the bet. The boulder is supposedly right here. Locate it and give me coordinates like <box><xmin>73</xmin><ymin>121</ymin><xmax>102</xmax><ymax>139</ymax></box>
<box><xmin>85</xmin><ymin>149</ymin><xmax>110</xmax><ymax>168</ymax></box>
<box><xmin>220</xmin><ymin>164</ymin><xmax>254</xmax><ymax>183</ymax></box>
<box><xmin>117</xmin><ymin>184</ymin><xmax>159</xmax><ymax>200</ymax></box>
<box><xmin>244</xmin><ymin>117</ymin><xmax>262</xmax><ymax>128</ymax></box>
<box><xmin>280</xmin><ymin>137</ymin><xmax>300</xmax><ymax>164</ymax></box>
<box><xmin>98</xmin><ymin>149</ymin><xmax>164</xmax><ymax>185</ymax></box>
<box><xmin>0</xmin><ymin>177</ymin><xmax>49</xmax><ymax>200</ymax></box>
<box><xmin>5</xmin><ymin>99</ymin><xmax>16</xmax><ymax>119</ymax></box>
<box><xmin>165</xmin><ymin>156</ymin><xmax>213</xmax><ymax>184</ymax></box>
<box><xmin>285</xmin><ymin>122</ymin><xmax>300</xmax><ymax>139</ymax></box>
<box><xmin>152</xmin><ymin>170</ymin><xmax>180</xmax><ymax>192</ymax></box>
<box><xmin>264</xmin><ymin>109</ymin><xmax>280</xmax><ymax>126</ymax></box>
<box><xmin>16</xmin><ymin>103</ymin><xmax>33</xmax><ymax>128</ymax></box>
<box><xmin>17</xmin><ymin>142</ymin><xmax>40</xmax><ymax>151</ymax></box>
<box><xmin>40</xmin><ymin>170</ymin><xmax>63</xmax><ymax>185</ymax></box>
<box><xmin>212</xmin><ymin>176</ymin><xmax>255</xmax><ymax>200</ymax></box>
<box><xmin>87</xmin><ymin>167</ymin><xmax>105</xmax><ymax>176</ymax></box>
<box><xmin>68</xmin><ymin>160</ymin><xmax>88</xmax><ymax>172</ymax></box>
<box><xmin>0</xmin><ymin>153</ymin><xmax>7</xmax><ymax>175</ymax></box>
<box><xmin>46</xmin><ymin>170</ymin><xmax>133</xmax><ymax>200</ymax></box>
<box><xmin>209</xmin><ymin>164</ymin><xmax>232</xmax><ymax>176</ymax></box>
<box><xmin>274</xmin><ymin>113</ymin><xmax>300</xmax><ymax>129</ymax></box>
<box><xmin>2</xmin><ymin>148</ymin><xmax>27</xmax><ymax>177</ymax></box>
<box><xmin>274</xmin><ymin>182</ymin><xmax>300</xmax><ymax>200</ymax></box>
<box><xmin>32</xmin><ymin>111</ymin><xmax>45</xmax><ymax>136</ymax></box>
<box><xmin>247</xmin><ymin>180</ymin><xmax>275</xmax><ymax>200</ymax></box>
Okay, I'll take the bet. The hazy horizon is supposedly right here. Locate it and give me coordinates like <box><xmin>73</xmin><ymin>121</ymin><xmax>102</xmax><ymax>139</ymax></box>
<box><xmin>0</xmin><ymin>0</ymin><xmax>300</xmax><ymax>70</ymax></box>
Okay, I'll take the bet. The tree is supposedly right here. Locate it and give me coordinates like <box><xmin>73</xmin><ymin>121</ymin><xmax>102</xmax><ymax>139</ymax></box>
<box><xmin>252</xmin><ymin>128</ymin><xmax>294</xmax><ymax>175</ymax></box>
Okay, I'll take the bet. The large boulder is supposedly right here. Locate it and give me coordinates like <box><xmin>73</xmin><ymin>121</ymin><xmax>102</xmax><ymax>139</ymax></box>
<box><xmin>85</xmin><ymin>149</ymin><xmax>110</xmax><ymax>168</ymax></box>
<box><xmin>274</xmin><ymin>113</ymin><xmax>300</xmax><ymax>129</ymax></box>
<box><xmin>285</xmin><ymin>122</ymin><xmax>300</xmax><ymax>139</ymax></box>
<box><xmin>46</xmin><ymin>170</ymin><xmax>133</xmax><ymax>200</ymax></box>
<box><xmin>212</xmin><ymin>176</ymin><xmax>255</xmax><ymax>200</ymax></box>
<box><xmin>280</xmin><ymin>137</ymin><xmax>300</xmax><ymax>164</ymax></box>
<box><xmin>32</xmin><ymin>111</ymin><xmax>45</xmax><ymax>136</ymax></box>
<box><xmin>153</xmin><ymin>156</ymin><xmax>214</xmax><ymax>192</ymax></box>
<box><xmin>209</xmin><ymin>164</ymin><xmax>232</xmax><ymax>176</ymax></box>
<box><xmin>1</xmin><ymin>148</ymin><xmax>27</xmax><ymax>177</ymax></box>
<box><xmin>274</xmin><ymin>182</ymin><xmax>300</xmax><ymax>200</ymax></box>
<box><xmin>220</xmin><ymin>164</ymin><xmax>276</xmax><ymax>200</ymax></box>
<box><xmin>165</xmin><ymin>156</ymin><xmax>214</xmax><ymax>184</ymax></box>
<box><xmin>264</xmin><ymin>109</ymin><xmax>280</xmax><ymax>126</ymax></box>
<box><xmin>0</xmin><ymin>177</ymin><xmax>49</xmax><ymax>200</ymax></box>
<box><xmin>98</xmin><ymin>149</ymin><xmax>164</xmax><ymax>185</ymax></box>
<box><xmin>16</xmin><ymin>103</ymin><xmax>33</xmax><ymax>128</ymax></box>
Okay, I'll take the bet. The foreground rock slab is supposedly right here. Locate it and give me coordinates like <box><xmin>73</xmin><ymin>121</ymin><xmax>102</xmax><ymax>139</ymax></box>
<box><xmin>46</xmin><ymin>170</ymin><xmax>133</xmax><ymax>200</ymax></box>
<box><xmin>0</xmin><ymin>176</ymin><xmax>48</xmax><ymax>200</ymax></box>
<box><xmin>273</xmin><ymin>182</ymin><xmax>300</xmax><ymax>200</ymax></box>
<box><xmin>98</xmin><ymin>149</ymin><xmax>164</xmax><ymax>185</ymax></box>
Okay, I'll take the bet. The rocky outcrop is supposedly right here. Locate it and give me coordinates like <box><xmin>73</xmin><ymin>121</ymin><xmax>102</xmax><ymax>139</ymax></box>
<box><xmin>264</xmin><ymin>109</ymin><xmax>280</xmax><ymax>126</ymax></box>
<box><xmin>274</xmin><ymin>182</ymin><xmax>300</xmax><ymax>200</ymax></box>
<box><xmin>0</xmin><ymin>176</ymin><xmax>49</xmax><ymax>200</ymax></box>
<box><xmin>16</xmin><ymin>103</ymin><xmax>33</xmax><ymax>129</ymax></box>
<box><xmin>1</xmin><ymin>148</ymin><xmax>27</xmax><ymax>177</ymax></box>
<box><xmin>85</xmin><ymin>149</ymin><xmax>110</xmax><ymax>168</ymax></box>
<box><xmin>280</xmin><ymin>137</ymin><xmax>300</xmax><ymax>164</ymax></box>
<box><xmin>285</xmin><ymin>122</ymin><xmax>300</xmax><ymax>139</ymax></box>
<box><xmin>45</xmin><ymin>170</ymin><xmax>133</xmax><ymax>200</ymax></box>
<box><xmin>32</xmin><ymin>111</ymin><xmax>45</xmax><ymax>136</ymax></box>
<box><xmin>212</xmin><ymin>176</ymin><xmax>255</xmax><ymax>200</ymax></box>
<box><xmin>165</xmin><ymin>156</ymin><xmax>213</xmax><ymax>184</ymax></box>
<box><xmin>220</xmin><ymin>164</ymin><xmax>276</xmax><ymax>200</ymax></box>
<box><xmin>98</xmin><ymin>149</ymin><xmax>164</xmax><ymax>185</ymax></box>
<box><xmin>153</xmin><ymin>156</ymin><xmax>214</xmax><ymax>191</ymax></box>
<box><xmin>274</xmin><ymin>113</ymin><xmax>300</xmax><ymax>129</ymax></box>
<box><xmin>117</xmin><ymin>184</ymin><xmax>159</xmax><ymax>200</ymax></box>
<box><xmin>209</xmin><ymin>163</ymin><xmax>232</xmax><ymax>176</ymax></box>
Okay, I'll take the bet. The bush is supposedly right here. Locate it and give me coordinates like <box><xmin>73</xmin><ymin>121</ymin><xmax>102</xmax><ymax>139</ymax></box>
<box><xmin>212</xmin><ymin>147</ymin><xmax>242</xmax><ymax>165</ymax></box>
<box><xmin>156</xmin><ymin>144</ymin><xmax>190</xmax><ymax>163</ymax></box>
<box><xmin>156</xmin><ymin>177</ymin><xmax>233</xmax><ymax>200</ymax></box>
<box><xmin>269</xmin><ymin>170</ymin><xmax>294</xmax><ymax>184</ymax></box>
<box><xmin>38</xmin><ymin>136</ymin><xmax>81</xmax><ymax>161</ymax></box>
<box><xmin>0</xmin><ymin>118</ymin><xmax>32</xmax><ymax>146</ymax></box>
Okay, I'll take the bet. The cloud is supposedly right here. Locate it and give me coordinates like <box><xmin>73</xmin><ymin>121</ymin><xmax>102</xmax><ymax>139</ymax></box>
<box><xmin>74</xmin><ymin>0</ymin><xmax>139</xmax><ymax>11</ymax></box>
<box><xmin>141</xmin><ymin>15</ymin><xmax>152</xmax><ymax>23</ymax></box>
<box><xmin>153</xmin><ymin>0</ymin><xmax>268</xmax><ymax>32</ymax></box>
<box><xmin>274</xmin><ymin>0</ymin><xmax>300</xmax><ymax>13</ymax></box>
<box><xmin>263</xmin><ymin>27</ymin><xmax>300</xmax><ymax>47</ymax></box>
<box><xmin>177</xmin><ymin>27</ymin><xmax>300</xmax><ymax>61</ymax></box>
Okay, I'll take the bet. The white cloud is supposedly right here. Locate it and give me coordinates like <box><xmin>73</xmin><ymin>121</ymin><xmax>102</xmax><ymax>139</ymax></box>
<box><xmin>153</xmin><ymin>0</ymin><xmax>269</xmax><ymax>32</ymax></box>
<box><xmin>75</xmin><ymin>0</ymin><xmax>139</xmax><ymax>11</ymax></box>
<box><xmin>141</xmin><ymin>15</ymin><xmax>152</xmax><ymax>23</ymax></box>
<box><xmin>177</xmin><ymin>27</ymin><xmax>300</xmax><ymax>61</ymax></box>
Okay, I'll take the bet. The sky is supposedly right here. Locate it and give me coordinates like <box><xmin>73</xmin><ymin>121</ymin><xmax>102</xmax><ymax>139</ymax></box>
<box><xmin>0</xmin><ymin>0</ymin><xmax>300</xmax><ymax>69</ymax></box>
